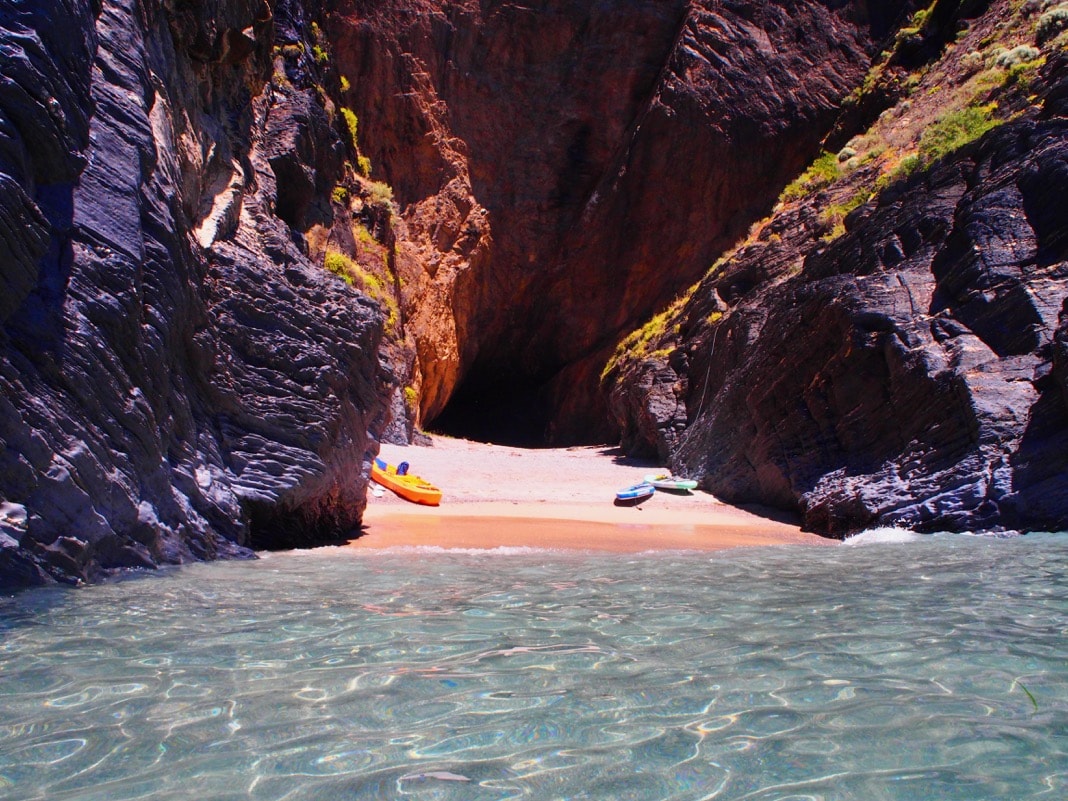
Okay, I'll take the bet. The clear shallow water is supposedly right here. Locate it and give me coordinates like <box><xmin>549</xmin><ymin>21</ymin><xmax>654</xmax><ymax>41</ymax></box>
<box><xmin>1</xmin><ymin>534</ymin><xmax>1067</xmax><ymax>801</ymax></box>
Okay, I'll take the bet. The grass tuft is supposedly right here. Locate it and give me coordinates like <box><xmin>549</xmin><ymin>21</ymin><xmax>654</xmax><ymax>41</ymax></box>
<box><xmin>780</xmin><ymin>151</ymin><xmax>840</xmax><ymax>202</ymax></box>
<box><xmin>340</xmin><ymin>108</ymin><xmax>359</xmax><ymax>151</ymax></box>
<box><xmin>324</xmin><ymin>249</ymin><xmax>399</xmax><ymax>333</ymax></box>
<box><xmin>918</xmin><ymin>104</ymin><xmax>1001</xmax><ymax>164</ymax></box>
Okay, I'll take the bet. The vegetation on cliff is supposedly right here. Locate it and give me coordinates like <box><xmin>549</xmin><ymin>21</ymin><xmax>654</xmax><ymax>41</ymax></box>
<box><xmin>603</xmin><ymin>0</ymin><xmax>1068</xmax><ymax>535</ymax></box>
<box><xmin>606</xmin><ymin>0</ymin><xmax>1064</xmax><ymax>391</ymax></box>
<box><xmin>326</xmin><ymin>0</ymin><xmax>916</xmax><ymax>444</ymax></box>
<box><xmin>270</xmin><ymin>11</ymin><xmax>423</xmax><ymax>444</ymax></box>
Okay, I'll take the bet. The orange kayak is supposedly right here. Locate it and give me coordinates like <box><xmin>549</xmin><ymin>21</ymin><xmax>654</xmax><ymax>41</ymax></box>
<box><xmin>371</xmin><ymin>458</ymin><xmax>442</xmax><ymax>506</ymax></box>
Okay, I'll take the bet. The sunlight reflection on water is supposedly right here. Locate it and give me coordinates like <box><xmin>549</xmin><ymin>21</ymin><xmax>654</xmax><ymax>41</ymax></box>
<box><xmin>1</xmin><ymin>533</ymin><xmax>1067</xmax><ymax>800</ymax></box>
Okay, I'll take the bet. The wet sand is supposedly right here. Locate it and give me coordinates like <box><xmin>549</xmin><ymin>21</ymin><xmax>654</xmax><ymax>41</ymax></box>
<box><xmin>353</xmin><ymin>436</ymin><xmax>832</xmax><ymax>553</ymax></box>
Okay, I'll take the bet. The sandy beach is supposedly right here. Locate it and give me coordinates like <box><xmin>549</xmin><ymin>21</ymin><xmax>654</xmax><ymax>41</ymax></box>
<box><xmin>352</xmin><ymin>436</ymin><xmax>832</xmax><ymax>552</ymax></box>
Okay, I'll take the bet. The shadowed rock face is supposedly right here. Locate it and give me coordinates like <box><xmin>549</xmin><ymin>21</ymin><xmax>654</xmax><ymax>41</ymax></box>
<box><xmin>607</xmin><ymin>52</ymin><xmax>1068</xmax><ymax>536</ymax></box>
<box><xmin>0</xmin><ymin>0</ymin><xmax>390</xmax><ymax>587</ymax></box>
<box><xmin>328</xmin><ymin>0</ymin><xmax>912</xmax><ymax>444</ymax></box>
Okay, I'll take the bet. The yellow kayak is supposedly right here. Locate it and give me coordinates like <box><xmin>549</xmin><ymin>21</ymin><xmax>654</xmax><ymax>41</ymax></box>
<box><xmin>371</xmin><ymin>458</ymin><xmax>442</xmax><ymax>506</ymax></box>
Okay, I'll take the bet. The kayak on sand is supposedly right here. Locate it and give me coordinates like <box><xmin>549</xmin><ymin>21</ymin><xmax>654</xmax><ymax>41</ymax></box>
<box><xmin>615</xmin><ymin>482</ymin><xmax>655</xmax><ymax>503</ymax></box>
<box><xmin>371</xmin><ymin>457</ymin><xmax>442</xmax><ymax>506</ymax></box>
<box><xmin>644</xmin><ymin>473</ymin><xmax>698</xmax><ymax>492</ymax></box>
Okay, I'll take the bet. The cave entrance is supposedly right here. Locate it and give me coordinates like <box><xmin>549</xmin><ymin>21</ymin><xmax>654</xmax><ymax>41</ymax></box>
<box><xmin>428</xmin><ymin>369</ymin><xmax>553</xmax><ymax>447</ymax></box>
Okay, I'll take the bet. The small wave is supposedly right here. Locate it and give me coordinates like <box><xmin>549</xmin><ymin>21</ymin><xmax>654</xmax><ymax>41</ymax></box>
<box><xmin>365</xmin><ymin>545</ymin><xmax>567</xmax><ymax>556</ymax></box>
<box><xmin>843</xmin><ymin>526</ymin><xmax>921</xmax><ymax>546</ymax></box>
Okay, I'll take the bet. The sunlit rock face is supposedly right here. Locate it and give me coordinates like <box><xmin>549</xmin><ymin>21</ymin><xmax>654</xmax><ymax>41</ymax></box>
<box><xmin>0</xmin><ymin>0</ymin><xmax>390</xmax><ymax>587</ymax></box>
<box><xmin>327</xmin><ymin>0</ymin><xmax>907</xmax><ymax>444</ymax></box>
<box><xmin>606</xmin><ymin>44</ymin><xmax>1068</xmax><ymax>537</ymax></box>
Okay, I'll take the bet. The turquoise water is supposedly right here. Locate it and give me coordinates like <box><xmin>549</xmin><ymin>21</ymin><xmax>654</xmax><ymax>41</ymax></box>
<box><xmin>1</xmin><ymin>532</ymin><xmax>1067</xmax><ymax>800</ymax></box>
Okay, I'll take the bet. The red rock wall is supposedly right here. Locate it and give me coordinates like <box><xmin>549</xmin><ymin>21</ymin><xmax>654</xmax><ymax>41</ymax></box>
<box><xmin>327</xmin><ymin>0</ymin><xmax>907</xmax><ymax>443</ymax></box>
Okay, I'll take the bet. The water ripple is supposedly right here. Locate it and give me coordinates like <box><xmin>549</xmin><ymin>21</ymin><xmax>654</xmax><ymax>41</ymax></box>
<box><xmin>1</xmin><ymin>535</ymin><xmax>1067</xmax><ymax>800</ymax></box>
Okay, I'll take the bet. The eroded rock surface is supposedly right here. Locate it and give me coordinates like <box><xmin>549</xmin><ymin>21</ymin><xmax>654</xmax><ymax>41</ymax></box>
<box><xmin>328</xmin><ymin>0</ymin><xmax>915</xmax><ymax>443</ymax></box>
<box><xmin>607</xmin><ymin>40</ymin><xmax>1068</xmax><ymax>536</ymax></box>
<box><xmin>0</xmin><ymin>0</ymin><xmax>389</xmax><ymax>587</ymax></box>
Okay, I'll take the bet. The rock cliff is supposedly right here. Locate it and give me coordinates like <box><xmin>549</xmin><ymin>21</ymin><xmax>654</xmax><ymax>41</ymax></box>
<box><xmin>0</xmin><ymin>0</ymin><xmax>390</xmax><ymax>587</ymax></box>
<box><xmin>327</xmin><ymin>0</ymin><xmax>919</xmax><ymax>443</ymax></box>
<box><xmin>605</xmin><ymin>1</ymin><xmax>1068</xmax><ymax>535</ymax></box>
<box><xmin>3</xmin><ymin>0</ymin><xmax>1064</xmax><ymax>587</ymax></box>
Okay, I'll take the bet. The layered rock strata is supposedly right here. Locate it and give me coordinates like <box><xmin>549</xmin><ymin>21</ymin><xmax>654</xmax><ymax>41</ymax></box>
<box><xmin>606</xmin><ymin>11</ymin><xmax>1068</xmax><ymax>536</ymax></box>
<box><xmin>0</xmin><ymin>0</ymin><xmax>390</xmax><ymax>587</ymax></box>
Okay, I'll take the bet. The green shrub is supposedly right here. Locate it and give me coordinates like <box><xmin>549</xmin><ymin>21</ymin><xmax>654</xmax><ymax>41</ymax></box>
<box><xmin>819</xmin><ymin>189</ymin><xmax>873</xmax><ymax>242</ymax></box>
<box><xmin>357</xmin><ymin>155</ymin><xmax>372</xmax><ymax>176</ymax></box>
<box><xmin>361</xmin><ymin>270</ymin><xmax>383</xmax><ymax>293</ymax></box>
<box><xmin>895</xmin><ymin>5</ymin><xmax>931</xmax><ymax>44</ymax></box>
<box><xmin>822</xmin><ymin>189</ymin><xmax>872</xmax><ymax>223</ymax></box>
<box><xmin>312</xmin><ymin>44</ymin><xmax>328</xmax><ymax>65</ymax></box>
<box><xmin>601</xmin><ymin>310</ymin><xmax>672</xmax><ymax>381</ymax></box>
<box><xmin>1007</xmin><ymin>54</ymin><xmax>1046</xmax><ymax>84</ymax></box>
<box><xmin>961</xmin><ymin>50</ymin><xmax>985</xmax><ymax>73</ymax></box>
<box><xmin>600</xmin><ymin>290</ymin><xmax>697</xmax><ymax>383</ymax></box>
<box><xmin>918</xmin><ymin>105</ymin><xmax>1000</xmax><ymax>164</ymax></box>
<box><xmin>324</xmin><ymin>250</ymin><xmax>356</xmax><ymax>285</ymax></box>
<box><xmin>340</xmin><ymin>75</ymin><xmax>351</xmax><ymax>92</ymax></box>
<box><xmin>780</xmin><ymin>151</ymin><xmax>840</xmax><ymax>202</ymax></box>
<box><xmin>340</xmin><ymin>108</ymin><xmax>359</xmax><ymax>150</ymax></box>
<box><xmin>323</xmin><ymin>250</ymin><xmax>399</xmax><ymax>332</ymax></box>
<box><xmin>1037</xmin><ymin>5</ymin><xmax>1068</xmax><ymax>44</ymax></box>
<box><xmin>873</xmin><ymin>151</ymin><xmax>923</xmax><ymax>194</ymax></box>
<box><xmin>353</xmin><ymin>223</ymin><xmax>376</xmax><ymax>246</ymax></box>
<box><xmin>331</xmin><ymin>185</ymin><xmax>349</xmax><ymax>204</ymax></box>
<box><xmin>996</xmin><ymin>44</ymin><xmax>1041</xmax><ymax>67</ymax></box>
<box><xmin>898</xmin><ymin>153</ymin><xmax>923</xmax><ymax>176</ymax></box>
<box><xmin>369</xmin><ymin>181</ymin><xmax>394</xmax><ymax>206</ymax></box>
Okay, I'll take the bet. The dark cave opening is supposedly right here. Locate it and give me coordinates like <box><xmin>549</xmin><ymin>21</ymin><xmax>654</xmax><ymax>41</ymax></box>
<box><xmin>429</xmin><ymin>369</ymin><xmax>554</xmax><ymax>447</ymax></box>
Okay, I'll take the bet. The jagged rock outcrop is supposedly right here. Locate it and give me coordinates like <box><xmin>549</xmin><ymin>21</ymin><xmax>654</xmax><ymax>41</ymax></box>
<box><xmin>327</xmin><ymin>0</ymin><xmax>920</xmax><ymax>443</ymax></box>
<box><xmin>606</xmin><ymin>7</ymin><xmax>1068</xmax><ymax>539</ymax></box>
<box><xmin>0</xmin><ymin>0</ymin><xmax>390</xmax><ymax>588</ymax></box>
<box><xmin>5</xmin><ymin>0</ymin><xmax>1060</xmax><ymax>581</ymax></box>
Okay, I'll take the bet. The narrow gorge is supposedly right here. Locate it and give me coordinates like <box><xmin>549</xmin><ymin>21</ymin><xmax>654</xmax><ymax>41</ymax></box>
<box><xmin>327</xmin><ymin>0</ymin><xmax>913</xmax><ymax>444</ymax></box>
<box><xmin>2</xmin><ymin>0</ymin><xmax>1067</xmax><ymax>587</ymax></box>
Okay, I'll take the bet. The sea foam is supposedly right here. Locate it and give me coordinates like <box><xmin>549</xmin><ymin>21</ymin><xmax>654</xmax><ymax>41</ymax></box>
<box><xmin>842</xmin><ymin>526</ymin><xmax>921</xmax><ymax>545</ymax></box>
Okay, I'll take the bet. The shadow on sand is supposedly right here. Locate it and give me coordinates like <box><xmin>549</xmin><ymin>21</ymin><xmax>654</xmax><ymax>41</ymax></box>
<box><xmin>596</xmin><ymin>445</ymin><xmax>808</xmax><ymax>530</ymax></box>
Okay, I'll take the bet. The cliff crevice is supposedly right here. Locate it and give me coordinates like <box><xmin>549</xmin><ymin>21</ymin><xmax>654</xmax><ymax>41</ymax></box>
<box><xmin>328</xmin><ymin>0</ymin><xmax>909</xmax><ymax>444</ymax></box>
